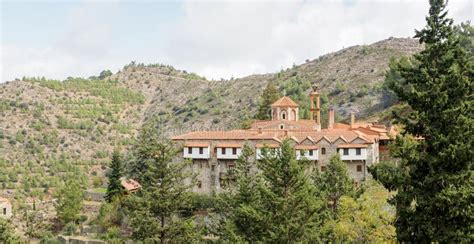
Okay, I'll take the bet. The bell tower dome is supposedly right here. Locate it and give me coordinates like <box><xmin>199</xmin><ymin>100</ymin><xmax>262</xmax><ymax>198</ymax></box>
<box><xmin>271</xmin><ymin>96</ymin><xmax>299</xmax><ymax>121</ymax></box>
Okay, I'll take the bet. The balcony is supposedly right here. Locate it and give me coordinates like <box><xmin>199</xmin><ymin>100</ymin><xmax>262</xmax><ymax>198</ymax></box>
<box><xmin>337</xmin><ymin>144</ymin><xmax>368</xmax><ymax>161</ymax></box>
<box><xmin>183</xmin><ymin>143</ymin><xmax>210</xmax><ymax>159</ymax></box>
<box><xmin>216</xmin><ymin>143</ymin><xmax>243</xmax><ymax>160</ymax></box>
<box><xmin>296</xmin><ymin>149</ymin><xmax>318</xmax><ymax>160</ymax></box>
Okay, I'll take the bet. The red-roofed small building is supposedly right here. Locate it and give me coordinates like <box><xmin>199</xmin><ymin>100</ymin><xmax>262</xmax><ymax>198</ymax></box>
<box><xmin>172</xmin><ymin>84</ymin><xmax>391</xmax><ymax>193</ymax></box>
<box><xmin>121</xmin><ymin>178</ymin><xmax>141</xmax><ymax>194</ymax></box>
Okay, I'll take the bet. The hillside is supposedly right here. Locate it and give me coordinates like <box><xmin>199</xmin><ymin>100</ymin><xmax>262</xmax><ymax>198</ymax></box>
<box><xmin>0</xmin><ymin>37</ymin><xmax>422</xmax><ymax>202</ymax></box>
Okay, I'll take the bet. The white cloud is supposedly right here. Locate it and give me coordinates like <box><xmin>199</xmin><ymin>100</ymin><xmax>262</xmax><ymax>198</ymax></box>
<box><xmin>1</xmin><ymin>0</ymin><xmax>472</xmax><ymax>82</ymax></box>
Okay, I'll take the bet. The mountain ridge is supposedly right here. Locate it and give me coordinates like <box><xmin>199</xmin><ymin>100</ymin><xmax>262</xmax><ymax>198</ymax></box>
<box><xmin>0</xmin><ymin>37</ymin><xmax>422</xmax><ymax>195</ymax></box>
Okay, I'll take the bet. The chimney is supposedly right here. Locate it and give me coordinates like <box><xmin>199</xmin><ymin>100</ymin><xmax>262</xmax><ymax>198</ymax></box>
<box><xmin>258</xmin><ymin>127</ymin><xmax>263</xmax><ymax>134</ymax></box>
<box><xmin>328</xmin><ymin>108</ymin><xmax>335</xmax><ymax>129</ymax></box>
<box><xmin>350</xmin><ymin>112</ymin><xmax>356</xmax><ymax>128</ymax></box>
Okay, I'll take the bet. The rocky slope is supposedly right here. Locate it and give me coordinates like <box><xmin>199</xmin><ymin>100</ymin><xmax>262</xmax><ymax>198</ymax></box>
<box><xmin>0</xmin><ymin>37</ymin><xmax>422</xmax><ymax>197</ymax></box>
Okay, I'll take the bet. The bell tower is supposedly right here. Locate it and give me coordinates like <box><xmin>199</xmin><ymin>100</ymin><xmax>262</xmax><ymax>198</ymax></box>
<box><xmin>310</xmin><ymin>83</ymin><xmax>321</xmax><ymax>125</ymax></box>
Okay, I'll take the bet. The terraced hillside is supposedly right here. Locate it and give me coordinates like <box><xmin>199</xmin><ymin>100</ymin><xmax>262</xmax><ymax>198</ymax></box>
<box><xmin>0</xmin><ymin>37</ymin><xmax>422</xmax><ymax>204</ymax></box>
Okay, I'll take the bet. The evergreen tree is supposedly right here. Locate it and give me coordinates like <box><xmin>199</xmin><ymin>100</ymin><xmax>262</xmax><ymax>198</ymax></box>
<box><xmin>314</xmin><ymin>154</ymin><xmax>355</xmax><ymax>216</ymax></box>
<box><xmin>370</xmin><ymin>1</ymin><xmax>474</xmax><ymax>242</ymax></box>
<box><xmin>224</xmin><ymin>140</ymin><xmax>326</xmax><ymax>242</ymax></box>
<box><xmin>256</xmin><ymin>81</ymin><xmax>281</xmax><ymax>120</ymax></box>
<box><xmin>219</xmin><ymin>144</ymin><xmax>263</xmax><ymax>242</ymax></box>
<box><xmin>105</xmin><ymin>150</ymin><xmax>124</xmax><ymax>203</ymax></box>
<box><xmin>124</xmin><ymin>123</ymin><xmax>201</xmax><ymax>242</ymax></box>
<box><xmin>55</xmin><ymin>179</ymin><xmax>84</xmax><ymax>225</ymax></box>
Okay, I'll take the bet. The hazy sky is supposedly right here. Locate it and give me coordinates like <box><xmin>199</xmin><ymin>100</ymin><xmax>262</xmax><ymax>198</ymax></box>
<box><xmin>1</xmin><ymin>0</ymin><xmax>472</xmax><ymax>82</ymax></box>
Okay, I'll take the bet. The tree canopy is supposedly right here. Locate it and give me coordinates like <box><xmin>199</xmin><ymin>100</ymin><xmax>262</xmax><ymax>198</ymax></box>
<box><xmin>370</xmin><ymin>0</ymin><xmax>474</xmax><ymax>242</ymax></box>
<box><xmin>256</xmin><ymin>81</ymin><xmax>281</xmax><ymax>120</ymax></box>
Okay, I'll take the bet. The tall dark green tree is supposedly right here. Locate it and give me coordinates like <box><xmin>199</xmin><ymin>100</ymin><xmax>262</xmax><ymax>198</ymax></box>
<box><xmin>314</xmin><ymin>154</ymin><xmax>355</xmax><ymax>216</ymax></box>
<box><xmin>105</xmin><ymin>149</ymin><xmax>124</xmax><ymax>203</ymax></box>
<box><xmin>370</xmin><ymin>0</ymin><xmax>474</xmax><ymax>242</ymax></box>
<box><xmin>219</xmin><ymin>144</ymin><xmax>263</xmax><ymax>242</ymax></box>
<box><xmin>124</xmin><ymin>122</ymin><xmax>201</xmax><ymax>242</ymax></box>
<box><xmin>256</xmin><ymin>81</ymin><xmax>281</xmax><ymax>120</ymax></box>
<box><xmin>223</xmin><ymin>140</ymin><xmax>326</xmax><ymax>242</ymax></box>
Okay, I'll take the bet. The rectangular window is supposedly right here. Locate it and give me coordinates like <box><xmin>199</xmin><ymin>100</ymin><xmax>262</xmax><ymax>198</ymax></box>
<box><xmin>309</xmin><ymin>150</ymin><xmax>313</xmax><ymax>156</ymax></box>
<box><xmin>221</xmin><ymin>148</ymin><xmax>226</xmax><ymax>155</ymax></box>
<box><xmin>211</xmin><ymin>165</ymin><xmax>215</xmax><ymax>171</ymax></box>
<box><xmin>356</xmin><ymin>148</ymin><xmax>361</xmax><ymax>155</ymax></box>
<box><xmin>188</xmin><ymin>147</ymin><xmax>192</xmax><ymax>154</ymax></box>
<box><xmin>3</xmin><ymin>208</ymin><xmax>6</xmax><ymax>215</ymax></box>
<box><xmin>357</xmin><ymin>165</ymin><xmax>362</xmax><ymax>172</ymax></box>
<box><xmin>228</xmin><ymin>164</ymin><xmax>235</xmax><ymax>169</ymax></box>
<box><xmin>199</xmin><ymin>147</ymin><xmax>204</xmax><ymax>154</ymax></box>
<box><xmin>232</xmin><ymin>148</ymin><xmax>237</xmax><ymax>155</ymax></box>
<box><xmin>321</xmin><ymin>166</ymin><xmax>327</xmax><ymax>172</ymax></box>
<box><xmin>321</xmin><ymin>148</ymin><xmax>326</xmax><ymax>155</ymax></box>
<box><xmin>300</xmin><ymin>150</ymin><xmax>305</xmax><ymax>156</ymax></box>
<box><xmin>343</xmin><ymin>148</ymin><xmax>349</xmax><ymax>155</ymax></box>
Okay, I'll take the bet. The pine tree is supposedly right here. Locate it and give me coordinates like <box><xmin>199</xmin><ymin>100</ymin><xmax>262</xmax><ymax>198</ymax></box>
<box><xmin>370</xmin><ymin>0</ymin><xmax>474</xmax><ymax>242</ymax></box>
<box><xmin>256</xmin><ymin>81</ymin><xmax>281</xmax><ymax>120</ymax></box>
<box><xmin>219</xmin><ymin>144</ymin><xmax>263</xmax><ymax>242</ymax></box>
<box><xmin>106</xmin><ymin>150</ymin><xmax>124</xmax><ymax>203</ymax></box>
<box><xmin>124</xmin><ymin>122</ymin><xmax>201</xmax><ymax>242</ymax></box>
<box><xmin>225</xmin><ymin>140</ymin><xmax>326</xmax><ymax>242</ymax></box>
<box><xmin>315</xmin><ymin>154</ymin><xmax>355</xmax><ymax>216</ymax></box>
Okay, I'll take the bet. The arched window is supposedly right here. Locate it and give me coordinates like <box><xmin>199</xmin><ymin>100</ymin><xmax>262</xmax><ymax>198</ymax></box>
<box><xmin>280</xmin><ymin>124</ymin><xmax>284</xmax><ymax>130</ymax></box>
<box><xmin>291</xmin><ymin>109</ymin><xmax>297</xmax><ymax>120</ymax></box>
<box><xmin>281</xmin><ymin>112</ymin><xmax>286</xmax><ymax>120</ymax></box>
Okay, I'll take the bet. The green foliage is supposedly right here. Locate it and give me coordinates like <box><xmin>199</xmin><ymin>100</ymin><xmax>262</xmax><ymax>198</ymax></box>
<box><xmin>0</xmin><ymin>218</ymin><xmax>20</xmax><ymax>242</ymax></box>
<box><xmin>255</xmin><ymin>82</ymin><xmax>281</xmax><ymax>120</ymax></box>
<box><xmin>29</xmin><ymin>77</ymin><xmax>145</xmax><ymax>104</ymax></box>
<box><xmin>124</xmin><ymin>121</ymin><xmax>201</xmax><ymax>242</ymax></box>
<box><xmin>327</xmin><ymin>180</ymin><xmax>396</xmax><ymax>242</ymax></box>
<box><xmin>314</xmin><ymin>154</ymin><xmax>356</xmax><ymax>216</ymax></box>
<box><xmin>220</xmin><ymin>140</ymin><xmax>327</xmax><ymax>242</ymax></box>
<box><xmin>55</xmin><ymin>179</ymin><xmax>85</xmax><ymax>225</ymax></box>
<box><xmin>371</xmin><ymin>1</ymin><xmax>474</xmax><ymax>242</ymax></box>
<box><xmin>96</xmin><ymin>199</ymin><xmax>123</xmax><ymax>230</ymax></box>
<box><xmin>106</xmin><ymin>150</ymin><xmax>124</xmax><ymax>202</ymax></box>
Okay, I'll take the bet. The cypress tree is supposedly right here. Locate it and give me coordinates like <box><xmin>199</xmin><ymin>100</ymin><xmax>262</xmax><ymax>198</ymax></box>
<box><xmin>105</xmin><ymin>149</ymin><xmax>124</xmax><ymax>203</ymax></box>
<box><xmin>256</xmin><ymin>81</ymin><xmax>281</xmax><ymax>120</ymax></box>
<box><xmin>370</xmin><ymin>0</ymin><xmax>474</xmax><ymax>242</ymax></box>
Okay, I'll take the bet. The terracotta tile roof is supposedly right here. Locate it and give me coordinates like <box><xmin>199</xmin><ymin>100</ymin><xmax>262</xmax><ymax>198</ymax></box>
<box><xmin>121</xmin><ymin>179</ymin><xmax>141</xmax><ymax>193</ymax></box>
<box><xmin>337</xmin><ymin>143</ymin><xmax>369</xmax><ymax>148</ymax></box>
<box><xmin>250</xmin><ymin>120</ymin><xmax>317</xmax><ymax>130</ymax></box>
<box><xmin>173</xmin><ymin>128</ymin><xmax>374</xmax><ymax>145</ymax></box>
<box><xmin>294</xmin><ymin>145</ymin><xmax>318</xmax><ymax>150</ymax></box>
<box><xmin>184</xmin><ymin>142</ymin><xmax>210</xmax><ymax>147</ymax></box>
<box><xmin>256</xmin><ymin>143</ymin><xmax>280</xmax><ymax>148</ymax></box>
<box><xmin>0</xmin><ymin>197</ymin><xmax>10</xmax><ymax>203</ymax></box>
<box><xmin>271</xmin><ymin>96</ymin><xmax>299</xmax><ymax>107</ymax></box>
<box><xmin>215</xmin><ymin>143</ymin><xmax>243</xmax><ymax>148</ymax></box>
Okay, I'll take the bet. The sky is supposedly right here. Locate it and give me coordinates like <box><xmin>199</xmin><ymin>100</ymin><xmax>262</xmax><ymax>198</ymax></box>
<box><xmin>0</xmin><ymin>0</ymin><xmax>472</xmax><ymax>82</ymax></box>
